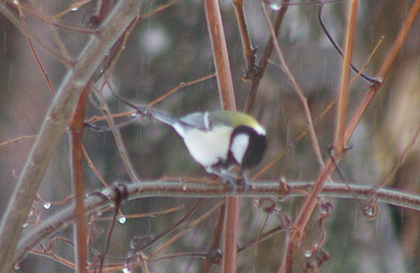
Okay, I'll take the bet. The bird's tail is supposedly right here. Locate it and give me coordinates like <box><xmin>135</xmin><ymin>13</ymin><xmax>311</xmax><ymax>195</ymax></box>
<box><xmin>111</xmin><ymin>90</ymin><xmax>178</xmax><ymax>127</ymax></box>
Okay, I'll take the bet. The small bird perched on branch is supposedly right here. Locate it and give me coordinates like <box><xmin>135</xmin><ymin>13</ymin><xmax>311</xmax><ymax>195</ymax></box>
<box><xmin>114</xmin><ymin>94</ymin><xmax>267</xmax><ymax>188</ymax></box>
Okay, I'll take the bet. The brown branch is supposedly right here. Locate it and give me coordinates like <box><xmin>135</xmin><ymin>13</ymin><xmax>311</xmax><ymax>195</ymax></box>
<box><xmin>0</xmin><ymin>1</ymin><xmax>141</xmax><ymax>272</ymax></box>
<box><xmin>245</xmin><ymin>1</ymin><xmax>289</xmax><ymax>114</ymax></box>
<box><xmin>69</xmin><ymin>80</ymin><xmax>92</xmax><ymax>273</ymax></box>
<box><xmin>200</xmin><ymin>201</ymin><xmax>226</xmax><ymax>272</ymax></box>
<box><xmin>334</xmin><ymin>0</ymin><xmax>358</xmax><ymax>156</ymax></box>
<box><xmin>233</xmin><ymin>0</ymin><xmax>257</xmax><ymax>79</ymax></box>
<box><xmin>204</xmin><ymin>0</ymin><xmax>239</xmax><ymax>272</ymax></box>
<box><xmin>204</xmin><ymin>0</ymin><xmax>236</xmax><ymax>110</ymax></box>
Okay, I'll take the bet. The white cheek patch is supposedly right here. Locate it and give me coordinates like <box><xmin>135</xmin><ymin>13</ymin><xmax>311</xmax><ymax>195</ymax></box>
<box><xmin>182</xmin><ymin>126</ymin><xmax>232</xmax><ymax>167</ymax></box>
<box><xmin>230</xmin><ymin>133</ymin><xmax>249</xmax><ymax>165</ymax></box>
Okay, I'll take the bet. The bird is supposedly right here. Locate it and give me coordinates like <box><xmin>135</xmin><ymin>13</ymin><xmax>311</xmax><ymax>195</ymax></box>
<box><xmin>115</xmin><ymin>95</ymin><xmax>267</xmax><ymax>187</ymax></box>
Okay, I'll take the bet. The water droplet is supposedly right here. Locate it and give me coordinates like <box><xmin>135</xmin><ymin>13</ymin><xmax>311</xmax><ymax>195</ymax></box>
<box><xmin>70</xmin><ymin>6</ymin><xmax>79</xmax><ymax>11</ymax></box>
<box><xmin>182</xmin><ymin>183</ymin><xmax>187</xmax><ymax>191</ymax></box>
<box><xmin>302</xmin><ymin>250</ymin><xmax>312</xmax><ymax>258</ymax></box>
<box><xmin>269</xmin><ymin>3</ymin><xmax>281</xmax><ymax>11</ymax></box>
<box><xmin>22</xmin><ymin>223</ymin><xmax>28</xmax><ymax>228</ymax></box>
<box><xmin>117</xmin><ymin>215</ymin><xmax>127</xmax><ymax>224</ymax></box>
<box><xmin>43</xmin><ymin>202</ymin><xmax>51</xmax><ymax>210</ymax></box>
<box><xmin>122</xmin><ymin>267</ymin><xmax>132</xmax><ymax>273</ymax></box>
<box><xmin>14</xmin><ymin>263</ymin><xmax>20</xmax><ymax>270</ymax></box>
<box><xmin>13</xmin><ymin>0</ymin><xmax>19</xmax><ymax>5</ymax></box>
<box><xmin>131</xmin><ymin>112</ymin><xmax>138</xmax><ymax>117</ymax></box>
<box><xmin>363</xmin><ymin>203</ymin><xmax>379</xmax><ymax>219</ymax></box>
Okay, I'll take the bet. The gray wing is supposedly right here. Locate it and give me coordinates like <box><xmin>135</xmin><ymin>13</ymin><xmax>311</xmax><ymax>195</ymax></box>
<box><xmin>179</xmin><ymin>112</ymin><xmax>210</xmax><ymax>131</ymax></box>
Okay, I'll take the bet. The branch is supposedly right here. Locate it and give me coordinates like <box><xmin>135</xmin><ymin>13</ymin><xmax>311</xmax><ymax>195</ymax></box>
<box><xmin>13</xmin><ymin>180</ymin><xmax>420</xmax><ymax>268</ymax></box>
<box><xmin>69</xmin><ymin>81</ymin><xmax>92</xmax><ymax>273</ymax></box>
<box><xmin>0</xmin><ymin>1</ymin><xmax>141</xmax><ymax>272</ymax></box>
<box><xmin>334</xmin><ymin>0</ymin><xmax>358</xmax><ymax>156</ymax></box>
<box><xmin>204</xmin><ymin>0</ymin><xmax>238</xmax><ymax>272</ymax></box>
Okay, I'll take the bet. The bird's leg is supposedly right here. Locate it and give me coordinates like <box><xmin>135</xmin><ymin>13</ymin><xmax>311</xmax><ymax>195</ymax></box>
<box><xmin>206</xmin><ymin>167</ymin><xmax>250</xmax><ymax>192</ymax></box>
<box><xmin>237</xmin><ymin>170</ymin><xmax>250</xmax><ymax>193</ymax></box>
<box><xmin>206</xmin><ymin>167</ymin><xmax>237</xmax><ymax>190</ymax></box>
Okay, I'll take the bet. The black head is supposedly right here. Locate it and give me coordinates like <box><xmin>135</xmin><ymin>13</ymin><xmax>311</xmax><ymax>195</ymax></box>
<box><xmin>228</xmin><ymin>125</ymin><xmax>267</xmax><ymax>170</ymax></box>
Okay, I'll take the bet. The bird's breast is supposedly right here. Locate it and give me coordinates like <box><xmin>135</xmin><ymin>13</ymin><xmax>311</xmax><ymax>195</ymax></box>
<box><xmin>181</xmin><ymin>126</ymin><xmax>232</xmax><ymax>167</ymax></box>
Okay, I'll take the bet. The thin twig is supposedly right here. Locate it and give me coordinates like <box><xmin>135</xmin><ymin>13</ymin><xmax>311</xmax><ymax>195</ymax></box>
<box><xmin>318</xmin><ymin>3</ymin><xmax>377</xmax><ymax>84</ymax></box>
<box><xmin>27</xmin><ymin>0</ymin><xmax>71</xmax><ymax>59</ymax></box>
<box><xmin>376</xmin><ymin>123</ymin><xmax>420</xmax><ymax>189</ymax></box>
<box><xmin>15</xmin><ymin>1</ymin><xmax>57</xmax><ymax>95</ymax></box>
<box><xmin>350</xmin><ymin>37</ymin><xmax>383</xmax><ymax>85</ymax></box>
<box><xmin>260</xmin><ymin>1</ymin><xmax>324</xmax><ymax>170</ymax></box>
<box><xmin>0</xmin><ymin>134</ymin><xmax>37</xmax><ymax>148</ymax></box>
<box><xmin>0</xmin><ymin>3</ymin><xmax>73</xmax><ymax>65</ymax></box>
<box><xmin>233</xmin><ymin>0</ymin><xmax>257</xmax><ymax>79</ymax></box>
<box><xmin>94</xmin><ymin>87</ymin><xmax>141</xmax><ymax>184</ymax></box>
<box><xmin>245</xmin><ymin>3</ymin><xmax>288</xmax><ymax>113</ymax></box>
<box><xmin>147</xmin><ymin>203</ymin><xmax>223</xmax><ymax>260</ymax></box>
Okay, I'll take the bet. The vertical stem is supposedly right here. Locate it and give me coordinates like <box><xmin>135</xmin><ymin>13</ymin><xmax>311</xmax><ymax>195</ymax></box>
<box><xmin>334</xmin><ymin>0</ymin><xmax>358</xmax><ymax>156</ymax></box>
<box><xmin>233</xmin><ymin>0</ymin><xmax>256</xmax><ymax>78</ymax></box>
<box><xmin>204</xmin><ymin>0</ymin><xmax>236</xmax><ymax>110</ymax></box>
<box><xmin>223</xmin><ymin>197</ymin><xmax>240</xmax><ymax>273</ymax></box>
<box><xmin>204</xmin><ymin>1</ymin><xmax>238</xmax><ymax>272</ymax></box>
<box><xmin>70</xmin><ymin>82</ymin><xmax>91</xmax><ymax>273</ymax></box>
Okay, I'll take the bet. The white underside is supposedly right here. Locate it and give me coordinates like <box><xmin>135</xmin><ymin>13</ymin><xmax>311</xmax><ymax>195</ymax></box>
<box><xmin>175</xmin><ymin>125</ymin><xmax>232</xmax><ymax>167</ymax></box>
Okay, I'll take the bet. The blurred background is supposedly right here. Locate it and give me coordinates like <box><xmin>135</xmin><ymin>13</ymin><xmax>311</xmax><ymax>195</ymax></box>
<box><xmin>1</xmin><ymin>0</ymin><xmax>420</xmax><ymax>272</ymax></box>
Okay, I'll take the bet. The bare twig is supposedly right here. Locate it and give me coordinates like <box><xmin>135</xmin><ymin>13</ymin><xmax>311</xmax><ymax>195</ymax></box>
<box><xmin>15</xmin><ymin>1</ymin><xmax>57</xmax><ymax>95</ymax></box>
<box><xmin>147</xmin><ymin>203</ymin><xmax>223</xmax><ymax>260</ymax></box>
<box><xmin>233</xmin><ymin>0</ymin><xmax>257</xmax><ymax>79</ymax></box>
<box><xmin>245</xmin><ymin>2</ymin><xmax>288</xmax><ymax>113</ymax></box>
<box><xmin>27</xmin><ymin>0</ymin><xmax>71</xmax><ymax>59</ymax></box>
<box><xmin>376</xmin><ymin>123</ymin><xmax>420</xmax><ymax>189</ymax></box>
<box><xmin>94</xmin><ymin>87</ymin><xmax>141</xmax><ymax>184</ymax></box>
<box><xmin>0</xmin><ymin>134</ymin><xmax>37</xmax><ymax>148</ymax></box>
<box><xmin>0</xmin><ymin>3</ymin><xmax>73</xmax><ymax>64</ymax></box>
<box><xmin>260</xmin><ymin>1</ymin><xmax>324</xmax><ymax>170</ymax></box>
